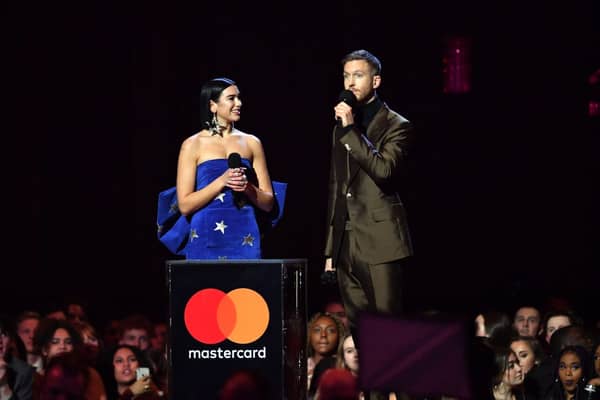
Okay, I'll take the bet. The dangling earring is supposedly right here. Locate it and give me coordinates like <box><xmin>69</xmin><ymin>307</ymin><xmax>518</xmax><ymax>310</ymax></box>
<box><xmin>207</xmin><ymin>112</ymin><xmax>222</xmax><ymax>136</ymax></box>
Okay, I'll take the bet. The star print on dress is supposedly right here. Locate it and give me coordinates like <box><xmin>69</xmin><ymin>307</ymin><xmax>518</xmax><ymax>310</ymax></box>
<box><xmin>214</xmin><ymin>220</ymin><xmax>227</xmax><ymax>234</ymax></box>
<box><xmin>169</xmin><ymin>201</ymin><xmax>179</xmax><ymax>214</ymax></box>
<box><xmin>190</xmin><ymin>229</ymin><xmax>199</xmax><ymax>242</ymax></box>
<box><xmin>242</xmin><ymin>234</ymin><xmax>254</xmax><ymax>246</ymax></box>
<box><xmin>215</xmin><ymin>193</ymin><xmax>226</xmax><ymax>203</ymax></box>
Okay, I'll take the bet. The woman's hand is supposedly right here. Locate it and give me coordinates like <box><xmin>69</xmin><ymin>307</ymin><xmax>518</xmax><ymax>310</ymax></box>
<box><xmin>225</xmin><ymin>167</ymin><xmax>249</xmax><ymax>192</ymax></box>
<box><xmin>129</xmin><ymin>375</ymin><xmax>152</xmax><ymax>396</ymax></box>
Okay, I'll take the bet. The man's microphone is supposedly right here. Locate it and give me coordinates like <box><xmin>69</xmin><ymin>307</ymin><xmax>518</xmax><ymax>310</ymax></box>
<box><xmin>336</xmin><ymin>89</ymin><xmax>357</xmax><ymax>127</ymax></box>
<box><xmin>227</xmin><ymin>152</ymin><xmax>245</xmax><ymax>208</ymax></box>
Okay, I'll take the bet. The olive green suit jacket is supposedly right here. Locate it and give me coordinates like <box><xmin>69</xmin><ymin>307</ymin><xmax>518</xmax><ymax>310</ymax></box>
<box><xmin>325</xmin><ymin>103</ymin><xmax>414</xmax><ymax>266</ymax></box>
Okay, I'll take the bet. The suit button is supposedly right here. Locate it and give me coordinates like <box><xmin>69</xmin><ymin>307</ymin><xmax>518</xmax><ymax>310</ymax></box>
<box><xmin>346</xmin><ymin>192</ymin><xmax>352</xmax><ymax>198</ymax></box>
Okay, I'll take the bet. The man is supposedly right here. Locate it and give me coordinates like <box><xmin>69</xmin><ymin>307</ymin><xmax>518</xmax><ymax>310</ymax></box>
<box><xmin>1</xmin><ymin>315</ymin><xmax>34</xmax><ymax>400</ymax></box>
<box><xmin>513</xmin><ymin>306</ymin><xmax>542</xmax><ymax>338</ymax></box>
<box><xmin>324</xmin><ymin>49</ymin><xmax>414</xmax><ymax>400</ymax></box>
<box><xmin>15</xmin><ymin>311</ymin><xmax>43</xmax><ymax>372</ymax></box>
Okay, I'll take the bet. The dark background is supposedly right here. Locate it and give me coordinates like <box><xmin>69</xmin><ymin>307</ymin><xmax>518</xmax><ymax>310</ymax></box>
<box><xmin>5</xmin><ymin>1</ymin><xmax>599</xmax><ymax>327</ymax></box>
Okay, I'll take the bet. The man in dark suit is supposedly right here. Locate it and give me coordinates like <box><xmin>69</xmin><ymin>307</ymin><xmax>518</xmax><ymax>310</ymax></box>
<box><xmin>324</xmin><ymin>49</ymin><xmax>414</xmax><ymax>399</ymax></box>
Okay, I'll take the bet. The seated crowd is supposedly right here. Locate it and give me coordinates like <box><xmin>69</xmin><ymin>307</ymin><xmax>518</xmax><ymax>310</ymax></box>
<box><xmin>0</xmin><ymin>295</ymin><xmax>598</xmax><ymax>400</ymax></box>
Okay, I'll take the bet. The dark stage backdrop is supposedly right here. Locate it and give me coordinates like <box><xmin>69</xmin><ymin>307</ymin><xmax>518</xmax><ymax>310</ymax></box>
<box><xmin>5</xmin><ymin>1</ymin><xmax>599</xmax><ymax>327</ymax></box>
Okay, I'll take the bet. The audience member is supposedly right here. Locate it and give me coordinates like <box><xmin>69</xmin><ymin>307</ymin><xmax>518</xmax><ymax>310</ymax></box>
<box><xmin>74</xmin><ymin>320</ymin><xmax>103</xmax><ymax>368</ymax></box>
<box><xmin>529</xmin><ymin>324</ymin><xmax>595</xmax><ymax>399</ymax></box>
<box><xmin>513</xmin><ymin>306</ymin><xmax>543</xmax><ymax>339</ymax></box>
<box><xmin>101</xmin><ymin>344</ymin><xmax>163</xmax><ymax>400</ymax></box>
<box><xmin>489</xmin><ymin>346</ymin><xmax>527</xmax><ymax>400</ymax></box>
<box><xmin>587</xmin><ymin>333</ymin><xmax>600</xmax><ymax>387</ymax></box>
<box><xmin>32</xmin><ymin>318</ymin><xmax>106</xmax><ymax>400</ymax></box>
<box><xmin>16</xmin><ymin>311</ymin><xmax>43</xmax><ymax>372</ymax></box>
<box><xmin>541</xmin><ymin>310</ymin><xmax>582</xmax><ymax>346</ymax></box>
<box><xmin>116</xmin><ymin>314</ymin><xmax>167</xmax><ymax>393</ymax></box>
<box><xmin>307</xmin><ymin>312</ymin><xmax>345</xmax><ymax>391</ymax></box>
<box><xmin>543</xmin><ymin>345</ymin><xmax>594</xmax><ymax>400</ymax></box>
<box><xmin>0</xmin><ymin>315</ymin><xmax>34</xmax><ymax>400</ymax></box>
<box><xmin>324</xmin><ymin>299</ymin><xmax>350</xmax><ymax>331</ymax></box>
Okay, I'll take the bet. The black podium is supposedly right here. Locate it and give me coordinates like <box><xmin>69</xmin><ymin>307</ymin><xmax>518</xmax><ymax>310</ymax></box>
<box><xmin>166</xmin><ymin>259</ymin><xmax>307</xmax><ymax>400</ymax></box>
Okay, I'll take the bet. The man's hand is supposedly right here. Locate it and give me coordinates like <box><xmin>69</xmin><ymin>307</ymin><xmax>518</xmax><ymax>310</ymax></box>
<box><xmin>324</xmin><ymin>257</ymin><xmax>335</xmax><ymax>271</ymax></box>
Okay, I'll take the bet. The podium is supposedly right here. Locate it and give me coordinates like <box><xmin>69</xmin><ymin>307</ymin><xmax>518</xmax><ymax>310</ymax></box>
<box><xmin>166</xmin><ymin>259</ymin><xmax>307</xmax><ymax>400</ymax></box>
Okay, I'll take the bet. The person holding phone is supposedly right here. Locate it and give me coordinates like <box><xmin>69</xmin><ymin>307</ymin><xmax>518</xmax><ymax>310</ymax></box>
<box><xmin>103</xmin><ymin>344</ymin><xmax>163</xmax><ymax>399</ymax></box>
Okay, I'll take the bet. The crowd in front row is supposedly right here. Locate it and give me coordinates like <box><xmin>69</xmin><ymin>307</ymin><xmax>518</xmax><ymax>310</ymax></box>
<box><xmin>0</xmin><ymin>298</ymin><xmax>598</xmax><ymax>399</ymax></box>
<box><xmin>306</xmin><ymin>298</ymin><xmax>600</xmax><ymax>400</ymax></box>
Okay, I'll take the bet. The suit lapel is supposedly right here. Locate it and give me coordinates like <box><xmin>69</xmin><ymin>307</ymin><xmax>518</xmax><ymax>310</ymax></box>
<box><xmin>347</xmin><ymin>105</ymin><xmax>388</xmax><ymax>186</ymax></box>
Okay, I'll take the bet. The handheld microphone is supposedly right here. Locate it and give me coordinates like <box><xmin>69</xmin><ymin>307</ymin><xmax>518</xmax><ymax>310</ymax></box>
<box><xmin>336</xmin><ymin>90</ymin><xmax>357</xmax><ymax>126</ymax></box>
<box><xmin>227</xmin><ymin>152</ymin><xmax>245</xmax><ymax>208</ymax></box>
<box><xmin>227</xmin><ymin>152</ymin><xmax>241</xmax><ymax>169</ymax></box>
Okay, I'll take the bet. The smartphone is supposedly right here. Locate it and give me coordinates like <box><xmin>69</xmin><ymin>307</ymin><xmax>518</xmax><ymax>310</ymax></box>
<box><xmin>136</xmin><ymin>367</ymin><xmax>150</xmax><ymax>380</ymax></box>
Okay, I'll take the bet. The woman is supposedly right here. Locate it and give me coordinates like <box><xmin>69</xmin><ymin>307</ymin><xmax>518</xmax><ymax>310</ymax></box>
<box><xmin>544</xmin><ymin>345</ymin><xmax>594</xmax><ymax>400</ymax></box>
<box><xmin>158</xmin><ymin>77</ymin><xmax>284</xmax><ymax>259</ymax></box>
<box><xmin>306</xmin><ymin>312</ymin><xmax>344</xmax><ymax>394</ymax></box>
<box><xmin>510</xmin><ymin>336</ymin><xmax>545</xmax><ymax>376</ymax></box>
<box><xmin>490</xmin><ymin>346</ymin><xmax>526</xmax><ymax>400</ymax></box>
<box><xmin>337</xmin><ymin>334</ymin><xmax>359</xmax><ymax>376</ymax></box>
<box><xmin>510</xmin><ymin>335</ymin><xmax>546</xmax><ymax>399</ymax></box>
<box><xmin>74</xmin><ymin>321</ymin><xmax>103</xmax><ymax>368</ymax></box>
<box><xmin>32</xmin><ymin>318</ymin><xmax>106</xmax><ymax>400</ymax></box>
<box><xmin>589</xmin><ymin>337</ymin><xmax>600</xmax><ymax>386</ymax></box>
<box><xmin>103</xmin><ymin>344</ymin><xmax>163</xmax><ymax>400</ymax></box>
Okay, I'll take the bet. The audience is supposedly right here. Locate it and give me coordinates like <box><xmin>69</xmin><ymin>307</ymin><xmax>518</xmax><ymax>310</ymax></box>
<box><xmin>2</xmin><ymin>291</ymin><xmax>596</xmax><ymax>400</ymax></box>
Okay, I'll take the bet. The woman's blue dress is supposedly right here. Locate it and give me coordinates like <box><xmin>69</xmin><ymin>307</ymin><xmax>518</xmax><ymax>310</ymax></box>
<box><xmin>156</xmin><ymin>158</ymin><xmax>286</xmax><ymax>260</ymax></box>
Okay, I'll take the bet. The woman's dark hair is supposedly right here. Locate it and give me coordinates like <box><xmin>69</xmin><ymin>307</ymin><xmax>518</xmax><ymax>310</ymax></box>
<box><xmin>490</xmin><ymin>346</ymin><xmax>516</xmax><ymax>387</ymax></box>
<box><xmin>553</xmin><ymin>345</ymin><xmax>593</xmax><ymax>383</ymax></box>
<box><xmin>510</xmin><ymin>334</ymin><xmax>547</xmax><ymax>365</ymax></box>
<box><xmin>199</xmin><ymin>77</ymin><xmax>237</xmax><ymax>128</ymax></box>
<box><xmin>545</xmin><ymin>345</ymin><xmax>595</xmax><ymax>400</ymax></box>
<box><xmin>33</xmin><ymin>318</ymin><xmax>83</xmax><ymax>361</ymax></box>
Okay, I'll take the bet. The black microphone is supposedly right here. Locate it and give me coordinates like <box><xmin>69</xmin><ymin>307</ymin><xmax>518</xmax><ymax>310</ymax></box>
<box><xmin>336</xmin><ymin>89</ymin><xmax>357</xmax><ymax>127</ymax></box>
<box><xmin>227</xmin><ymin>152</ymin><xmax>245</xmax><ymax>208</ymax></box>
<box><xmin>227</xmin><ymin>152</ymin><xmax>241</xmax><ymax>169</ymax></box>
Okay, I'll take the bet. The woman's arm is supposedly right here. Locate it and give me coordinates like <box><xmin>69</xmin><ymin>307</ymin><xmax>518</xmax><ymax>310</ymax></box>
<box><xmin>176</xmin><ymin>136</ymin><xmax>230</xmax><ymax>216</ymax></box>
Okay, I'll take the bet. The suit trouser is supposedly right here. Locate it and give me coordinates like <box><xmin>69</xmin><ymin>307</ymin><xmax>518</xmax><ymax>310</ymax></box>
<box><xmin>336</xmin><ymin>227</ymin><xmax>405</xmax><ymax>400</ymax></box>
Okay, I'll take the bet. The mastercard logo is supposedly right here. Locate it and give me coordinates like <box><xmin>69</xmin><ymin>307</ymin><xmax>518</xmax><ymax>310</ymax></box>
<box><xmin>184</xmin><ymin>288</ymin><xmax>269</xmax><ymax>345</ymax></box>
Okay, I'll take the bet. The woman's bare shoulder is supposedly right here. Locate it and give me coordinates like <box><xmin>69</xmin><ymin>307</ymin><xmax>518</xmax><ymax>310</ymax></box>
<box><xmin>233</xmin><ymin>128</ymin><xmax>262</xmax><ymax>144</ymax></box>
<box><xmin>181</xmin><ymin>130</ymin><xmax>211</xmax><ymax>148</ymax></box>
